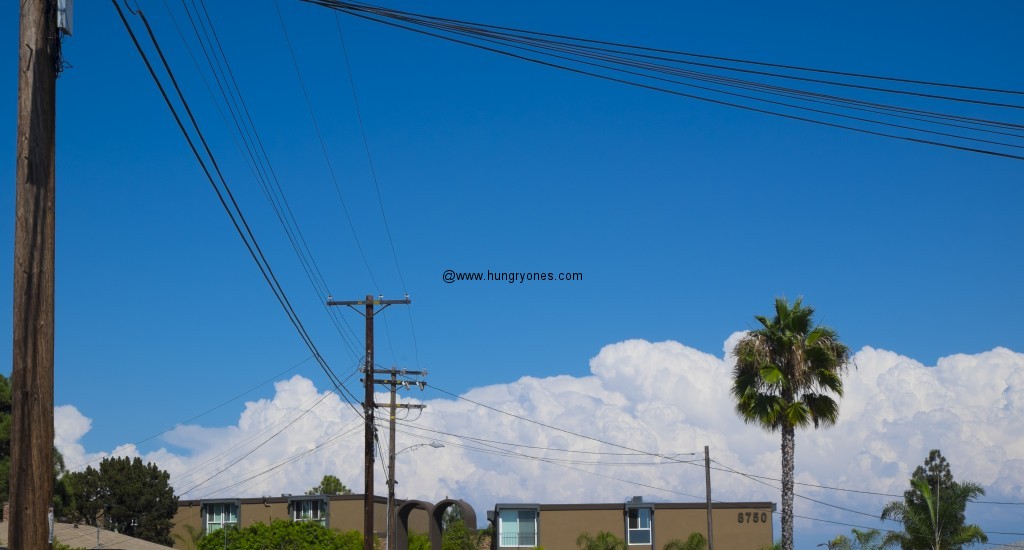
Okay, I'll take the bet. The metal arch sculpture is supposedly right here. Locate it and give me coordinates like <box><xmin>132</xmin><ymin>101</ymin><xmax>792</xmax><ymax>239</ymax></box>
<box><xmin>395</xmin><ymin>499</ymin><xmax>438</xmax><ymax>550</ymax></box>
<box><xmin>393</xmin><ymin>498</ymin><xmax>478</xmax><ymax>550</ymax></box>
<box><xmin>432</xmin><ymin>498</ymin><xmax>479</xmax><ymax>546</ymax></box>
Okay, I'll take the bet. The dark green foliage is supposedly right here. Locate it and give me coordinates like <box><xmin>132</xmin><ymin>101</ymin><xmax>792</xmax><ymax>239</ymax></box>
<box><xmin>442</xmin><ymin>517</ymin><xmax>478</xmax><ymax>550</ymax></box>
<box><xmin>196</xmin><ymin>520</ymin><xmax>364</xmax><ymax>550</ymax></box>
<box><xmin>0</xmin><ymin>373</ymin><xmax>11</xmax><ymax>505</ymax></box>
<box><xmin>307</xmin><ymin>474</ymin><xmax>353</xmax><ymax>495</ymax></box>
<box><xmin>408</xmin><ymin>532</ymin><xmax>432</xmax><ymax>550</ymax></box>
<box><xmin>881</xmin><ymin>451</ymin><xmax>987</xmax><ymax>550</ymax></box>
<box><xmin>731</xmin><ymin>297</ymin><xmax>850</xmax><ymax>550</ymax></box>
<box><xmin>52</xmin><ymin>451</ymin><xmax>73</xmax><ymax>519</ymax></box>
<box><xmin>731</xmin><ymin>297</ymin><xmax>850</xmax><ymax>432</ymax></box>
<box><xmin>64</xmin><ymin>456</ymin><xmax>178</xmax><ymax>545</ymax></box>
<box><xmin>664</xmin><ymin>532</ymin><xmax>708</xmax><ymax>550</ymax></box>
<box><xmin>825</xmin><ymin>528</ymin><xmax>882</xmax><ymax>549</ymax></box>
<box><xmin>0</xmin><ymin>372</ymin><xmax>70</xmax><ymax>517</ymax></box>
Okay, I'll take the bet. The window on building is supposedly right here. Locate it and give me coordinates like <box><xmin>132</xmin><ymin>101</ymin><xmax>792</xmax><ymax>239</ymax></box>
<box><xmin>626</xmin><ymin>507</ymin><xmax>652</xmax><ymax>545</ymax></box>
<box><xmin>498</xmin><ymin>508</ymin><xmax>538</xmax><ymax>547</ymax></box>
<box><xmin>205</xmin><ymin>502</ymin><xmax>239</xmax><ymax>533</ymax></box>
<box><xmin>292</xmin><ymin>499</ymin><xmax>327</xmax><ymax>527</ymax></box>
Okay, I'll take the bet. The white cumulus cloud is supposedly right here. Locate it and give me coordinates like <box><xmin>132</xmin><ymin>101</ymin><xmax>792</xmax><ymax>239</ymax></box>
<box><xmin>55</xmin><ymin>339</ymin><xmax>1024</xmax><ymax>548</ymax></box>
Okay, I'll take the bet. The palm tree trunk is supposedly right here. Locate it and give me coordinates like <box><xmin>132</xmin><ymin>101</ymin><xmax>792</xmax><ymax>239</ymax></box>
<box><xmin>781</xmin><ymin>423</ymin><xmax>796</xmax><ymax>550</ymax></box>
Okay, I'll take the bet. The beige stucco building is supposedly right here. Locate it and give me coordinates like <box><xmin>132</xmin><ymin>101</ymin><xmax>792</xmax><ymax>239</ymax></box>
<box><xmin>172</xmin><ymin>494</ymin><xmax>773</xmax><ymax>550</ymax></box>
<box><xmin>172</xmin><ymin>494</ymin><xmax>462</xmax><ymax>549</ymax></box>
<box><xmin>489</xmin><ymin>498</ymin><xmax>774</xmax><ymax>550</ymax></box>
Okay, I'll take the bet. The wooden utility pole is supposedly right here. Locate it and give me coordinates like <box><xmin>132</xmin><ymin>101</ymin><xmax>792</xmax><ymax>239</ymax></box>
<box><xmin>705</xmin><ymin>446</ymin><xmax>715</xmax><ymax>550</ymax></box>
<box><xmin>11</xmin><ymin>0</ymin><xmax>58</xmax><ymax>548</ymax></box>
<box><xmin>327</xmin><ymin>294</ymin><xmax>411</xmax><ymax>550</ymax></box>
<box><xmin>375</xmin><ymin>368</ymin><xmax>426</xmax><ymax>550</ymax></box>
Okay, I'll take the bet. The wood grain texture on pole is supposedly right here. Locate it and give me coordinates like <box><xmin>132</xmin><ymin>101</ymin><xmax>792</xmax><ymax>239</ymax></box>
<box><xmin>364</xmin><ymin>295</ymin><xmax>375</xmax><ymax>550</ymax></box>
<box><xmin>11</xmin><ymin>0</ymin><xmax>57</xmax><ymax>548</ymax></box>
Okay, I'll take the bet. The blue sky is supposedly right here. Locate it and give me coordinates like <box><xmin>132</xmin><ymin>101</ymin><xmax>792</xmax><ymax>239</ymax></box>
<box><xmin>3</xmin><ymin>1</ymin><xmax>1024</xmax><ymax>548</ymax></box>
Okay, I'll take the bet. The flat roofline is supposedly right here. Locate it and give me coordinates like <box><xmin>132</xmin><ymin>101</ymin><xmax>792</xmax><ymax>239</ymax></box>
<box><xmin>539</xmin><ymin>501</ymin><xmax>775</xmax><ymax>511</ymax></box>
<box><xmin>178</xmin><ymin>494</ymin><xmax>390</xmax><ymax>506</ymax></box>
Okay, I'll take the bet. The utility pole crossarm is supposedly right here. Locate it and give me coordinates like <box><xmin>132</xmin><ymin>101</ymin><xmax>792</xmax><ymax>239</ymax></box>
<box><xmin>327</xmin><ymin>294</ymin><xmax>412</xmax><ymax>550</ymax></box>
<box><xmin>374</xmin><ymin>402</ymin><xmax>427</xmax><ymax>410</ymax></box>
<box><xmin>327</xmin><ymin>296</ymin><xmax>410</xmax><ymax>317</ymax></box>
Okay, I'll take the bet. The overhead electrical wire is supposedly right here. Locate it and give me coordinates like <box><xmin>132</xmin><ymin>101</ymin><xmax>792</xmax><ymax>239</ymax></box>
<box><xmin>276</xmin><ymin>0</ymin><xmax>416</xmax><ymax>369</ymax></box>
<box><xmin>331</xmin><ymin>14</ymin><xmax>423</xmax><ymax>370</ymax></box>
<box><xmin>171</xmin><ymin>386</ymin><xmax>347</xmax><ymax>494</ymax></box>
<box><xmin>422</xmin><ymin>382</ymin><xmax>1024</xmax><ymax>509</ymax></box>
<box><xmin>66</xmin><ymin>355</ymin><xmax>314</xmax><ymax>471</ymax></box>
<box><xmin>112</xmin><ymin>2</ymin><xmax>366</xmax><ymax>422</ymax></box>
<box><xmin>301</xmin><ymin>0</ymin><xmax>1024</xmax><ymax>161</ymax></box>
<box><xmin>164</xmin><ymin>0</ymin><xmax>364</xmax><ymax>360</ymax></box>
<box><xmin>340</xmin><ymin>10</ymin><xmax>1024</xmax><ymax>160</ymax></box>
<box><xmin>199</xmin><ymin>421</ymin><xmax>363</xmax><ymax>499</ymax></box>
<box><xmin>310</xmin><ymin>0</ymin><xmax>1024</xmax><ymax>97</ymax></box>
<box><xmin>272</xmin><ymin>0</ymin><xmax>381</xmax><ymax>293</ymax></box>
<box><xmin>395</xmin><ymin>422</ymin><xmax>702</xmax><ymax>459</ymax></box>
<box><xmin>114</xmin><ymin>5</ymin><xmax>1023</xmax><ymax>541</ymax></box>
<box><xmin>409</xmin><ymin>380</ymin><xmax>1024</xmax><ymax>542</ymax></box>
<box><xmin>427</xmin><ymin>383</ymin><xmax>725</xmax><ymax>464</ymax></box>
<box><xmin>177</xmin><ymin>389</ymin><xmax>336</xmax><ymax>497</ymax></box>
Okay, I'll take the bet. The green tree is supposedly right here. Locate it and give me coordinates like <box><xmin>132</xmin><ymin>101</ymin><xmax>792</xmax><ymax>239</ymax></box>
<box><xmin>576</xmin><ymin>530</ymin><xmax>627</xmax><ymax>550</ymax></box>
<box><xmin>0</xmin><ymin>372</ymin><xmax>70</xmax><ymax>517</ymax></box>
<box><xmin>442</xmin><ymin>518</ymin><xmax>477</xmax><ymax>550</ymax></box>
<box><xmin>65</xmin><ymin>456</ymin><xmax>178</xmax><ymax>545</ymax></box>
<box><xmin>0</xmin><ymin>373</ymin><xmax>10</xmax><ymax>503</ymax></box>
<box><xmin>664</xmin><ymin>532</ymin><xmax>708</xmax><ymax>550</ymax></box>
<box><xmin>731</xmin><ymin>297</ymin><xmax>851</xmax><ymax>550</ymax></box>
<box><xmin>826</xmin><ymin>528</ymin><xmax>882</xmax><ymax>550</ymax></box>
<box><xmin>408</xmin><ymin>532</ymin><xmax>432</xmax><ymax>550</ymax></box>
<box><xmin>196</xmin><ymin>519</ymin><xmax>364</xmax><ymax>550</ymax></box>
<box><xmin>881</xmin><ymin>451</ymin><xmax>987</xmax><ymax>550</ymax></box>
<box><xmin>307</xmin><ymin>473</ymin><xmax>353</xmax><ymax>495</ymax></box>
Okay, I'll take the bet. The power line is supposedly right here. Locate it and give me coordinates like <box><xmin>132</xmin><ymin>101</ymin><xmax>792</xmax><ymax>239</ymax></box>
<box><xmin>170</xmin><ymin>386</ymin><xmax>347</xmax><ymax>494</ymax></box>
<box><xmin>425</xmin><ymin>383</ymin><xmax>698</xmax><ymax>464</ymax></box>
<box><xmin>165</xmin><ymin>0</ymin><xmax>364</xmax><ymax>361</ymax></box>
<box><xmin>395</xmin><ymin>421</ymin><xmax>701</xmax><ymax>459</ymax></box>
<box><xmin>310</xmin><ymin>0</ymin><xmax>1024</xmax><ymax>97</ymax></box>
<box><xmin>67</xmin><ymin>355</ymin><xmax>315</xmax><ymax>472</ymax></box>
<box><xmin>305</xmin><ymin>0</ymin><xmax>1024</xmax><ymax>161</ymax></box>
<box><xmin>113</xmin><ymin>2</ymin><xmax>364</xmax><ymax>422</ymax></box>
<box><xmin>272</xmin><ymin>0</ymin><xmax>381</xmax><ymax>293</ymax></box>
<box><xmin>178</xmin><ymin>390</ymin><xmax>335</xmax><ymax>497</ymax></box>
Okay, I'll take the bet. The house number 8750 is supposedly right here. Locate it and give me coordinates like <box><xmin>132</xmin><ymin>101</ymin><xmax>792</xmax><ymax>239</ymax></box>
<box><xmin>737</xmin><ymin>512</ymin><xmax>768</xmax><ymax>524</ymax></box>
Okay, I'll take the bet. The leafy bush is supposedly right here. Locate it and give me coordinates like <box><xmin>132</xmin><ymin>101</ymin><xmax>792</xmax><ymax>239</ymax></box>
<box><xmin>197</xmin><ymin>520</ymin><xmax>366</xmax><ymax>550</ymax></box>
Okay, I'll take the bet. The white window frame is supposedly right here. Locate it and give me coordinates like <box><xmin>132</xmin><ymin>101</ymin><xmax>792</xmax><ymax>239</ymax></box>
<box><xmin>497</xmin><ymin>507</ymin><xmax>538</xmax><ymax>548</ymax></box>
<box><xmin>204</xmin><ymin>501</ymin><xmax>239</xmax><ymax>534</ymax></box>
<box><xmin>291</xmin><ymin>498</ymin><xmax>327</xmax><ymax>527</ymax></box>
<box><xmin>626</xmin><ymin>506</ymin><xmax>652</xmax><ymax>545</ymax></box>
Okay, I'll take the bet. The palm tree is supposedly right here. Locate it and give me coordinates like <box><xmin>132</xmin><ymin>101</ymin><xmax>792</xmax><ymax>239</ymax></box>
<box><xmin>731</xmin><ymin>297</ymin><xmax>851</xmax><ymax>550</ymax></box>
<box><xmin>827</xmin><ymin>528</ymin><xmax>883</xmax><ymax>550</ymax></box>
<box><xmin>881</xmin><ymin>477</ymin><xmax>988</xmax><ymax>549</ymax></box>
<box><xmin>576</xmin><ymin>530</ymin><xmax>627</xmax><ymax>550</ymax></box>
<box><xmin>664</xmin><ymin>532</ymin><xmax>708</xmax><ymax>550</ymax></box>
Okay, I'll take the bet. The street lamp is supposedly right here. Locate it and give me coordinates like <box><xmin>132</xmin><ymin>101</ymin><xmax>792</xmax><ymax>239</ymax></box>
<box><xmin>388</xmin><ymin>442</ymin><xmax>445</xmax><ymax>550</ymax></box>
<box><xmin>397</xmin><ymin>441</ymin><xmax>445</xmax><ymax>456</ymax></box>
